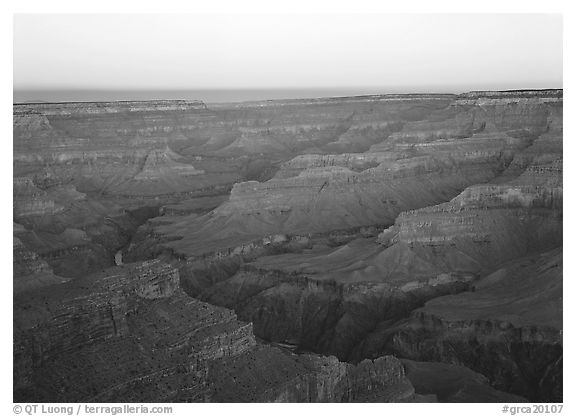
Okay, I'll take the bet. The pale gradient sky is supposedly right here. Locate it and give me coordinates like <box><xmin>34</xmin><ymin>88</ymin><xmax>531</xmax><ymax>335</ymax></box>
<box><xmin>13</xmin><ymin>13</ymin><xmax>562</xmax><ymax>91</ymax></box>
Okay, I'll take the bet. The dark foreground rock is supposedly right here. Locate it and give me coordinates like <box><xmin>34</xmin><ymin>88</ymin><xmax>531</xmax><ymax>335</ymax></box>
<box><xmin>14</xmin><ymin>259</ymin><xmax>419</xmax><ymax>402</ymax></box>
<box><xmin>363</xmin><ymin>249</ymin><xmax>562</xmax><ymax>402</ymax></box>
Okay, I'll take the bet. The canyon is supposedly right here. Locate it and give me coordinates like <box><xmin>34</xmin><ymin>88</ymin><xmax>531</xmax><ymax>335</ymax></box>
<box><xmin>13</xmin><ymin>90</ymin><xmax>562</xmax><ymax>402</ymax></box>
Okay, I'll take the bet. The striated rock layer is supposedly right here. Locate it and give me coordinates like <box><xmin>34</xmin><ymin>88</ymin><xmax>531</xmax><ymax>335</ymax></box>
<box><xmin>14</xmin><ymin>90</ymin><xmax>562</xmax><ymax>402</ymax></box>
<box><xmin>150</xmin><ymin>134</ymin><xmax>523</xmax><ymax>257</ymax></box>
<box><xmin>368</xmin><ymin>248</ymin><xmax>563</xmax><ymax>402</ymax></box>
<box><xmin>174</xmin><ymin>157</ymin><xmax>561</xmax><ymax>381</ymax></box>
<box><xmin>14</xmin><ymin>94</ymin><xmax>453</xmax><ymax>199</ymax></box>
<box><xmin>140</xmin><ymin>90</ymin><xmax>562</xmax><ymax>259</ymax></box>
<box><xmin>14</xmin><ymin>259</ymin><xmax>419</xmax><ymax>402</ymax></box>
<box><xmin>13</xmin><ymin>94</ymin><xmax>458</xmax><ymax>282</ymax></box>
<box><xmin>124</xmin><ymin>90</ymin><xmax>563</xmax><ymax>402</ymax></box>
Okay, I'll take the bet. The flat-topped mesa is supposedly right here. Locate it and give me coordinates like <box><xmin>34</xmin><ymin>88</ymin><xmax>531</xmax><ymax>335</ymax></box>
<box><xmin>451</xmin><ymin>90</ymin><xmax>562</xmax><ymax>128</ymax></box>
<box><xmin>369</xmin><ymin>90</ymin><xmax>562</xmax><ymax>151</ymax></box>
<box><xmin>452</xmin><ymin>90</ymin><xmax>563</xmax><ymax>122</ymax></box>
<box><xmin>13</xmin><ymin>100</ymin><xmax>208</xmax><ymax>115</ymax></box>
<box><xmin>209</xmin><ymin>93</ymin><xmax>457</xmax><ymax>109</ymax></box>
<box><xmin>457</xmin><ymin>89</ymin><xmax>563</xmax><ymax>101</ymax></box>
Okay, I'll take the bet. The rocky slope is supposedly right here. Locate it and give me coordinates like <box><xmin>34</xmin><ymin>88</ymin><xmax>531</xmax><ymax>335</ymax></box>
<box><xmin>401</xmin><ymin>359</ymin><xmax>528</xmax><ymax>403</ymax></box>
<box><xmin>14</xmin><ymin>259</ymin><xmax>418</xmax><ymax>402</ymax></box>
<box><xmin>365</xmin><ymin>248</ymin><xmax>563</xmax><ymax>402</ymax></box>
<box><xmin>170</xmin><ymin>155</ymin><xmax>561</xmax><ymax>384</ymax></box>
<box><xmin>13</xmin><ymin>223</ymin><xmax>68</xmax><ymax>294</ymax></box>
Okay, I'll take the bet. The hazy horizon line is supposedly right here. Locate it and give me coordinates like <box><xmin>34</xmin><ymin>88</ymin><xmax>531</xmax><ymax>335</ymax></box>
<box><xmin>13</xmin><ymin>85</ymin><xmax>563</xmax><ymax>105</ymax></box>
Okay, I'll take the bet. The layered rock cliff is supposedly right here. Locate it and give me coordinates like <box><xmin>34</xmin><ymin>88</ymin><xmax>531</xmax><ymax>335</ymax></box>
<box><xmin>14</xmin><ymin>259</ymin><xmax>418</xmax><ymax>402</ymax></box>
<box><xmin>13</xmin><ymin>94</ymin><xmax>453</xmax><ymax>201</ymax></box>
<box><xmin>208</xmin><ymin>349</ymin><xmax>415</xmax><ymax>402</ymax></box>
<box><xmin>138</xmin><ymin>90</ymin><xmax>561</xmax><ymax>259</ymax></box>
<box><xmin>364</xmin><ymin>248</ymin><xmax>563</xmax><ymax>402</ymax></box>
<box><xmin>14</xmin><ymin>90</ymin><xmax>562</xmax><ymax>403</ymax></box>
<box><xmin>13</xmin><ymin>95</ymin><xmax>461</xmax><ymax>282</ymax></box>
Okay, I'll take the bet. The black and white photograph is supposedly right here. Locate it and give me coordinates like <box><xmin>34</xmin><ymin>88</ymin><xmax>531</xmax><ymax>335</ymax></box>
<box><xmin>6</xmin><ymin>2</ymin><xmax>570</xmax><ymax>414</ymax></box>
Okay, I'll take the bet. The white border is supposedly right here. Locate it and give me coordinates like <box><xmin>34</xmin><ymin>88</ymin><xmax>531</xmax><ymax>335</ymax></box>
<box><xmin>3</xmin><ymin>2</ymin><xmax>571</xmax><ymax>414</ymax></box>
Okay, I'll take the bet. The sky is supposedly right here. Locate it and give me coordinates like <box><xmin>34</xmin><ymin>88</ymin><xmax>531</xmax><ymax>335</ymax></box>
<box><xmin>13</xmin><ymin>13</ymin><xmax>563</xmax><ymax>100</ymax></box>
